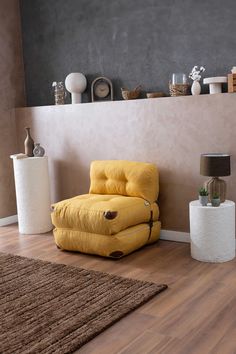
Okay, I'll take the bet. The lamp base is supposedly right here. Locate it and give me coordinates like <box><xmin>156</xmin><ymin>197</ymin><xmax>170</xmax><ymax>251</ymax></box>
<box><xmin>204</xmin><ymin>177</ymin><xmax>226</xmax><ymax>203</ymax></box>
<box><xmin>71</xmin><ymin>93</ymin><xmax>82</xmax><ymax>104</ymax></box>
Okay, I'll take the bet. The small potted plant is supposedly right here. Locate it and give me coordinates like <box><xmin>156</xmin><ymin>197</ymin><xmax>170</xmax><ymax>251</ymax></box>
<box><xmin>211</xmin><ymin>193</ymin><xmax>221</xmax><ymax>207</ymax></box>
<box><xmin>199</xmin><ymin>187</ymin><xmax>208</xmax><ymax>206</ymax></box>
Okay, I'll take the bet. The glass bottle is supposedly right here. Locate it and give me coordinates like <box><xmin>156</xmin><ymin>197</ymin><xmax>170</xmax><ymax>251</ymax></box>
<box><xmin>52</xmin><ymin>81</ymin><xmax>66</xmax><ymax>105</ymax></box>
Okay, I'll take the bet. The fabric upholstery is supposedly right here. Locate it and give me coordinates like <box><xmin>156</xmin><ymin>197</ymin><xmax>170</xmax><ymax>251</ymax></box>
<box><xmin>52</xmin><ymin>194</ymin><xmax>159</xmax><ymax>235</ymax></box>
<box><xmin>54</xmin><ymin>221</ymin><xmax>161</xmax><ymax>258</ymax></box>
<box><xmin>52</xmin><ymin>159</ymin><xmax>160</xmax><ymax>258</ymax></box>
<box><xmin>89</xmin><ymin>160</ymin><xmax>159</xmax><ymax>203</ymax></box>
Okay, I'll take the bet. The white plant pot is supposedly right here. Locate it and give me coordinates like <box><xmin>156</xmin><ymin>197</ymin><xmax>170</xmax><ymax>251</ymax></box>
<box><xmin>191</xmin><ymin>81</ymin><xmax>201</xmax><ymax>95</ymax></box>
<box><xmin>199</xmin><ymin>195</ymin><xmax>208</xmax><ymax>206</ymax></box>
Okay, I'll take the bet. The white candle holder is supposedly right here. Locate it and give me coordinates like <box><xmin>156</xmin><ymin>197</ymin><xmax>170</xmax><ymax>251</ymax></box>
<box><xmin>203</xmin><ymin>77</ymin><xmax>227</xmax><ymax>94</ymax></box>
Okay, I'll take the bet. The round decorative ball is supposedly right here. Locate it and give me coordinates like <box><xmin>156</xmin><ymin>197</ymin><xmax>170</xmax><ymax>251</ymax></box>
<box><xmin>65</xmin><ymin>73</ymin><xmax>87</xmax><ymax>94</ymax></box>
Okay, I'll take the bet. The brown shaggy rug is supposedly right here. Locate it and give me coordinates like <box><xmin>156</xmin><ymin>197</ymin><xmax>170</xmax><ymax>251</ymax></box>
<box><xmin>0</xmin><ymin>253</ymin><xmax>167</xmax><ymax>354</ymax></box>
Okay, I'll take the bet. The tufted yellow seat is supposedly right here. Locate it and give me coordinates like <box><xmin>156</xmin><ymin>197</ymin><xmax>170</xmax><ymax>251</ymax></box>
<box><xmin>52</xmin><ymin>160</ymin><xmax>161</xmax><ymax>258</ymax></box>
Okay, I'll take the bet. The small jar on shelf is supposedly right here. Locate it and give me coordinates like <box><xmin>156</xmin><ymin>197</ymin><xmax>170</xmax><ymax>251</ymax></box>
<box><xmin>169</xmin><ymin>73</ymin><xmax>190</xmax><ymax>97</ymax></box>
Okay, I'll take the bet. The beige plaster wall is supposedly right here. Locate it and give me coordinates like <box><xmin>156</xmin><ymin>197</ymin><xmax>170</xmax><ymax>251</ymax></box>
<box><xmin>15</xmin><ymin>93</ymin><xmax>236</xmax><ymax>232</ymax></box>
<box><xmin>0</xmin><ymin>0</ymin><xmax>25</xmax><ymax>218</ymax></box>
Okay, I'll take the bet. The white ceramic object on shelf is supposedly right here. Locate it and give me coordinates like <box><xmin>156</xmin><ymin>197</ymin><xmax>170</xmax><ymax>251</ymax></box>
<box><xmin>189</xmin><ymin>200</ymin><xmax>235</xmax><ymax>262</ymax></box>
<box><xmin>65</xmin><ymin>73</ymin><xmax>87</xmax><ymax>103</ymax></box>
<box><xmin>191</xmin><ymin>80</ymin><xmax>201</xmax><ymax>95</ymax></box>
<box><xmin>203</xmin><ymin>76</ymin><xmax>227</xmax><ymax>94</ymax></box>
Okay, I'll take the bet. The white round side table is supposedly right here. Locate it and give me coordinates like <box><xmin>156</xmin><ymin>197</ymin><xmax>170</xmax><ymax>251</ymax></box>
<box><xmin>189</xmin><ymin>200</ymin><xmax>235</xmax><ymax>262</ymax></box>
<box><xmin>11</xmin><ymin>155</ymin><xmax>52</xmax><ymax>234</ymax></box>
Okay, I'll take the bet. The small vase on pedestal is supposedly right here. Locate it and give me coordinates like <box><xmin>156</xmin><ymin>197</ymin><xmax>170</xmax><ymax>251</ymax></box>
<box><xmin>191</xmin><ymin>80</ymin><xmax>201</xmax><ymax>95</ymax></box>
<box><xmin>24</xmin><ymin>127</ymin><xmax>34</xmax><ymax>157</ymax></box>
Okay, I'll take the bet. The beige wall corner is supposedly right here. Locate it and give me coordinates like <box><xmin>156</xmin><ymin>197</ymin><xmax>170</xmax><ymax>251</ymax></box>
<box><xmin>0</xmin><ymin>0</ymin><xmax>25</xmax><ymax>218</ymax></box>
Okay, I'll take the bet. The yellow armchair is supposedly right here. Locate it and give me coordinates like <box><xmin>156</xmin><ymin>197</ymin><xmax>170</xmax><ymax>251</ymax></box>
<box><xmin>52</xmin><ymin>160</ymin><xmax>161</xmax><ymax>258</ymax></box>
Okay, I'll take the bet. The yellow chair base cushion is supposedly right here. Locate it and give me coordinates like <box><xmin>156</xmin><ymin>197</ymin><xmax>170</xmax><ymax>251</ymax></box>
<box><xmin>53</xmin><ymin>221</ymin><xmax>161</xmax><ymax>258</ymax></box>
<box><xmin>52</xmin><ymin>194</ymin><xmax>159</xmax><ymax>235</ymax></box>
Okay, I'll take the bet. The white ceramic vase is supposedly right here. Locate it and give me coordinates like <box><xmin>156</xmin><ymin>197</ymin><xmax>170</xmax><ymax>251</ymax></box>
<box><xmin>191</xmin><ymin>80</ymin><xmax>201</xmax><ymax>95</ymax></box>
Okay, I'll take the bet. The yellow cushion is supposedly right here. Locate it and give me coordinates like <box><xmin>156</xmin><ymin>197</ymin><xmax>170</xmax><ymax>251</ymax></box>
<box><xmin>53</xmin><ymin>221</ymin><xmax>161</xmax><ymax>258</ymax></box>
<box><xmin>52</xmin><ymin>194</ymin><xmax>159</xmax><ymax>235</ymax></box>
<box><xmin>89</xmin><ymin>160</ymin><xmax>159</xmax><ymax>203</ymax></box>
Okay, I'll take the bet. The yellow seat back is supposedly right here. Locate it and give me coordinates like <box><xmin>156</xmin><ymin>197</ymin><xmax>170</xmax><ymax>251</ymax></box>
<box><xmin>89</xmin><ymin>160</ymin><xmax>159</xmax><ymax>203</ymax></box>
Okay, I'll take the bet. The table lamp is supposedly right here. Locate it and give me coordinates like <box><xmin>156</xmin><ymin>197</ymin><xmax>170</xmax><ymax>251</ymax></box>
<box><xmin>65</xmin><ymin>72</ymin><xmax>87</xmax><ymax>103</ymax></box>
<box><xmin>200</xmin><ymin>153</ymin><xmax>231</xmax><ymax>202</ymax></box>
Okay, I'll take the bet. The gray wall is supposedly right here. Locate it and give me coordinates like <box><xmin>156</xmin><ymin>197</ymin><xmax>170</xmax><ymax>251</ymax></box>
<box><xmin>20</xmin><ymin>0</ymin><xmax>236</xmax><ymax>107</ymax></box>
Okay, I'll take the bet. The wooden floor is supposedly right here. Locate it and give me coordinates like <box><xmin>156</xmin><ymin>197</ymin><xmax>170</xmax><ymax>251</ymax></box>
<box><xmin>1</xmin><ymin>225</ymin><xmax>236</xmax><ymax>354</ymax></box>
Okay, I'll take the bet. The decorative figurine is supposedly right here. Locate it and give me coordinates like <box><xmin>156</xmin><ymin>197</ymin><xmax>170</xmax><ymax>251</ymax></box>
<box><xmin>65</xmin><ymin>73</ymin><xmax>87</xmax><ymax>103</ymax></box>
<box><xmin>189</xmin><ymin>66</ymin><xmax>205</xmax><ymax>95</ymax></box>
<box><xmin>24</xmin><ymin>127</ymin><xmax>34</xmax><ymax>157</ymax></box>
<box><xmin>33</xmin><ymin>143</ymin><xmax>45</xmax><ymax>157</ymax></box>
<box><xmin>52</xmin><ymin>81</ymin><xmax>66</xmax><ymax>105</ymax></box>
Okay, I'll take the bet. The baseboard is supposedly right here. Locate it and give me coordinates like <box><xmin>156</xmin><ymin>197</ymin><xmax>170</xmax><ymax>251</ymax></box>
<box><xmin>0</xmin><ymin>215</ymin><xmax>18</xmax><ymax>226</ymax></box>
<box><xmin>160</xmin><ymin>230</ymin><xmax>236</xmax><ymax>250</ymax></box>
<box><xmin>160</xmin><ymin>229</ymin><xmax>190</xmax><ymax>243</ymax></box>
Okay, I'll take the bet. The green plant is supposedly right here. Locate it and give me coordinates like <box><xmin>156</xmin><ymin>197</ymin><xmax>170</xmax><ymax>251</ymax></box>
<box><xmin>199</xmin><ymin>187</ymin><xmax>208</xmax><ymax>196</ymax></box>
<box><xmin>212</xmin><ymin>193</ymin><xmax>220</xmax><ymax>199</ymax></box>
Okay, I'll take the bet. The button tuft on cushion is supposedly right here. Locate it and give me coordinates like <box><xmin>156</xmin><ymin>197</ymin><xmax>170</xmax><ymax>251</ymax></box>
<box><xmin>103</xmin><ymin>211</ymin><xmax>118</xmax><ymax>220</ymax></box>
<box><xmin>109</xmin><ymin>251</ymin><xmax>124</xmax><ymax>258</ymax></box>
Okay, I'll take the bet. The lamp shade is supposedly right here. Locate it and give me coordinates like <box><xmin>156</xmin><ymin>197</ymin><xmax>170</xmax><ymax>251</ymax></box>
<box><xmin>200</xmin><ymin>153</ymin><xmax>231</xmax><ymax>177</ymax></box>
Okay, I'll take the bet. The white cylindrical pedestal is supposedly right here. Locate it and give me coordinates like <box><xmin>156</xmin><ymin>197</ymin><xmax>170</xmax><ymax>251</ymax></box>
<box><xmin>189</xmin><ymin>200</ymin><xmax>235</xmax><ymax>262</ymax></box>
<box><xmin>11</xmin><ymin>156</ymin><xmax>52</xmax><ymax>234</ymax></box>
<box><xmin>203</xmin><ymin>77</ymin><xmax>227</xmax><ymax>94</ymax></box>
